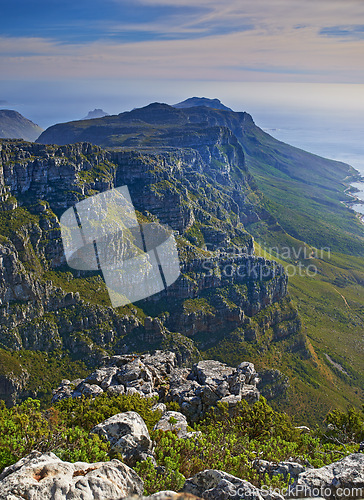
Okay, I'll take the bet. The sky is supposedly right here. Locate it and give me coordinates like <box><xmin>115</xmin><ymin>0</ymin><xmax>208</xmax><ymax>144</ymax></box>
<box><xmin>1</xmin><ymin>0</ymin><xmax>364</xmax><ymax>133</ymax></box>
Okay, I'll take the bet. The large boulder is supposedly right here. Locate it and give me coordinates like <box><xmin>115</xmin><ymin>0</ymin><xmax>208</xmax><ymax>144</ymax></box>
<box><xmin>290</xmin><ymin>453</ymin><xmax>364</xmax><ymax>498</ymax></box>
<box><xmin>182</xmin><ymin>469</ymin><xmax>284</xmax><ymax>500</ymax></box>
<box><xmin>0</xmin><ymin>450</ymin><xmax>143</xmax><ymax>500</ymax></box>
<box><xmin>154</xmin><ymin>411</ymin><xmax>189</xmax><ymax>438</ymax></box>
<box><xmin>90</xmin><ymin>411</ymin><xmax>155</xmax><ymax>466</ymax></box>
<box><xmin>254</xmin><ymin>459</ymin><xmax>306</xmax><ymax>482</ymax></box>
<box><xmin>190</xmin><ymin>360</ymin><xmax>234</xmax><ymax>386</ymax></box>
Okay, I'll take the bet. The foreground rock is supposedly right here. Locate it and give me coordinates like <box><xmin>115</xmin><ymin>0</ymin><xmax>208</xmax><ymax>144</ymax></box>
<box><xmin>182</xmin><ymin>469</ymin><xmax>284</xmax><ymax>499</ymax></box>
<box><xmin>0</xmin><ymin>450</ymin><xmax>143</xmax><ymax>500</ymax></box>
<box><xmin>290</xmin><ymin>453</ymin><xmax>364</xmax><ymax>498</ymax></box>
<box><xmin>90</xmin><ymin>411</ymin><xmax>155</xmax><ymax>466</ymax></box>
<box><xmin>52</xmin><ymin>351</ymin><xmax>260</xmax><ymax>421</ymax></box>
<box><xmin>154</xmin><ymin>411</ymin><xmax>190</xmax><ymax>438</ymax></box>
<box><xmin>254</xmin><ymin>459</ymin><xmax>306</xmax><ymax>482</ymax></box>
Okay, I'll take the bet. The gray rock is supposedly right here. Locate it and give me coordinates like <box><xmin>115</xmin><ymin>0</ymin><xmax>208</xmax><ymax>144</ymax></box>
<box><xmin>240</xmin><ymin>384</ymin><xmax>260</xmax><ymax>404</ymax></box>
<box><xmin>219</xmin><ymin>394</ymin><xmax>242</xmax><ymax>408</ymax></box>
<box><xmin>90</xmin><ymin>411</ymin><xmax>155</xmax><ymax>466</ymax></box>
<box><xmin>190</xmin><ymin>360</ymin><xmax>234</xmax><ymax>386</ymax></box>
<box><xmin>154</xmin><ymin>411</ymin><xmax>189</xmax><ymax>438</ymax></box>
<box><xmin>182</xmin><ymin>469</ymin><xmax>284</xmax><ymax>500</ymax></box>
<box><xmin>76</xmin><ymin>382</ymin><xmax>104</xmax><ymax>397</ymax></box>
<box><xmin>290</xmin><ymin>453</ymin><xmax>364</xmax><ymax>498</ymax></box>
<box><xmin>142</xmin><ymin>350</ymin><xmax>177</xmax><ymax>376</ymax></box>
<box><xmin>151</xmin><ymin>402</ymin><xmax>167</xmax><ymax>414</ymax></box>
<box><xmin>123</xmin><ymin>493</ymin><xmax>202</xmax><ymax>499</ymax></box>
<box><xmin>0</xmin><ymin>450</ymin><xmax>144</xmax><ymax>500</ymax></box>
<box><xmin>146</xmin><ymin>493</ymin><xmax>203</xmax><ymax>499</ymax></box>
<box><xmin>84</xmin><ymin>367</ymin><xmax>119</xmax><ymax>389</ymax></box>
<box><xmin>127</xmin><ymin>379</ymin><xmax>155</xmax><ymax>395</ymax></box>
<box><xmin>107</xmin><ymin>384</ymin><xmax>125</xmax><ymax>395</ymax></box>
<box><xmin>236</xmin><ymin>362</ymin><xmax>259</xmax><ymax>385</ymax></box>
<box><xmin>116</xmin><ymin>359</ymin><xmax>154</xmax><ymax>385</ymax></box>
<box><xmin>255</xmin><ymin>459</ymin><xmax>306</xmax><ymax>481</ymax></box>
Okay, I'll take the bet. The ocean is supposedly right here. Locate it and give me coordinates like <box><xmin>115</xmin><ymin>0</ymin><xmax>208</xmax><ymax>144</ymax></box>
<box><xmin>257</xmin><ymin>115</ymin><xmax>364</xmax><ymax>218</ymax></box>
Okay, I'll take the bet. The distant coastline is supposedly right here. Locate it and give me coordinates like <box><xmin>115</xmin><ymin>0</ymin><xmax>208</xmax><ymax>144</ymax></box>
<box><xmin>264</xmin><ymin>122</ymin><xmax>364</xmax><ymax>224</ymax></box>
<box><xmin>346</xmin><ymin>179</ymin><xmax>364</xmax><ymax>223</ymax></box>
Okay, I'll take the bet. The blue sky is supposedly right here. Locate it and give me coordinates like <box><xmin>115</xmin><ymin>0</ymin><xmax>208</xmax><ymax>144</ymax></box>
<box><xmin>1</xmin><ymin>0</ymin><xmax>364</xmax><ymax>127</ymax></box>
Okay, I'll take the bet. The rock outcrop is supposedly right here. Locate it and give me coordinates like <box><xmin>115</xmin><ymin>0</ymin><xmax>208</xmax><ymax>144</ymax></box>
<box><xmin>125</xmin><ymin>494</ymin><xmax>202</xmax><ymax>499</ymax></box>
<box><xmin>0</xmin><ymin>450</ymin><xmax>144</xmax><ymax>500</ymax></box>
<box><xmin>254</xmin><ymin>459</ymin><xmax>306</xmax><ymax>482</ymax></box>
<box><xmin>91</xmin><ymin>411</ymin><xmax>155</xmax><ymax>467</ymax></box>
<box><xmin>52</xmin><ymin>351</ymin><xmax>260</xmax><ymax>422</ymax></box>
<box><xmin>289</xmin><ymin>453</ymin><xmax>364</xmax><ymax>499</ymax></box>
<box><xmin>182</xmin><ymin>469</ymin><xmax>284</xmax><ymax>500</ymax></box>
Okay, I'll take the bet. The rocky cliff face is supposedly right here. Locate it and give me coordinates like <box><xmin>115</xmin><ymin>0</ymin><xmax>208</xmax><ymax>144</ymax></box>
<box><xmin>0</xmin><ymin>137</ymin><xmax>301</xmax><ymax>403</ymax></box>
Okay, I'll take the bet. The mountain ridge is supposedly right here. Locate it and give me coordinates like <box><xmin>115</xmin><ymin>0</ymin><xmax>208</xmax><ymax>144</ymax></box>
<box><xmin>37</xmin><ymin>100</ymin><xmax>363</xmax><ymax>254</ymax></box>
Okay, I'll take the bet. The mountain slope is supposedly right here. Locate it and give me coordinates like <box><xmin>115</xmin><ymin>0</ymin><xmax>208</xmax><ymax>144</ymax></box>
<box><xmin>34</xmin><ymin>101</ymin><xmax>364</xmax><ymax>422</ymax></box>
<box><xmin>0</xmin><ymin>110</ymin><xmax>43</xmax><ymax>142</ymax></box>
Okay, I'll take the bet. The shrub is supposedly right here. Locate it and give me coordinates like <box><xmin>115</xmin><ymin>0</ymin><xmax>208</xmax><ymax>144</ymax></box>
<box><xmin>322</xmin><ymin>405</ymin><xmax>364</xmax><ymax>444</ymax></box>
<box><xmin>54</xmin><ymin>392</ymin><xmax>161</xmax><ymax>432</ymax></box>
<box><xmin>0</xmin><ymin>399</ymin><xmax>108</xmax><ymax>472</ymax></box>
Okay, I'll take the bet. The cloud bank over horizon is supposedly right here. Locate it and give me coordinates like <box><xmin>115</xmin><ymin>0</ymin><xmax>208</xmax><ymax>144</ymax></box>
<box><xmin>1</xmin><ymin>0</ymin><xmax>364</xmax><ymax>83</ymax></box>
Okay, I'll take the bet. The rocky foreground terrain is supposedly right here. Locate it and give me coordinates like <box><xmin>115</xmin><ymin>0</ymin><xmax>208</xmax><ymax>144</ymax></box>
<box><xmin>0</xmin><ymin>351</ymin><xmax>363</xmax><ymax>499</ymax></box>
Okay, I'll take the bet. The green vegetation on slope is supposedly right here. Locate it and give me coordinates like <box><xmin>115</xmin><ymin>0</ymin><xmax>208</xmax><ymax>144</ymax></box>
<box><xmin>0</xmin><ymin>393</ymin><xmax>362</xmax><ymax>495</ymax></box>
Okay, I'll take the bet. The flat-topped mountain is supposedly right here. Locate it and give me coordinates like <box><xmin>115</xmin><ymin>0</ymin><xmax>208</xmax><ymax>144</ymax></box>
<box><xmin>173</xmin><ymin>97</ymin><xmax>233</xmax><ymax>111</ymax></box>
<box><xmin>0</xmin><ymin>109</ymin><xmax>43</xmax><ymax>142</ymax></box>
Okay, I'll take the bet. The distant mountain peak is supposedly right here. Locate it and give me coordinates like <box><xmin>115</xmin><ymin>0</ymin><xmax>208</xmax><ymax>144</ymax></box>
<box><xmin>173</xmin><ymin>97</ymin><xmax>233</xmax><ymax>112</ymax></box>
<box><xmin>83</xmin><ymin>109</ymin><xmax>109</xmax><ymax>120</ymax></box>
<box><xmin>0</xmin><ymin>109</ymin><xmax>43</xmax><ymax>142</ymax></box>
